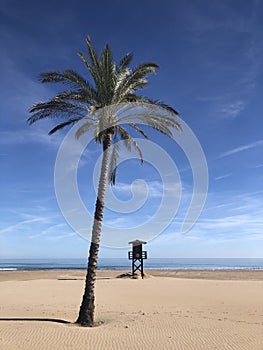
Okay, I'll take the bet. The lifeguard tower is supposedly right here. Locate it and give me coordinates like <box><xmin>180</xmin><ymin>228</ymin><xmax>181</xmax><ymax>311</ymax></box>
<box><xmin>128</xmin><ymin>240</ymin><xmax>147</xmax><ymax>279</ymax></box>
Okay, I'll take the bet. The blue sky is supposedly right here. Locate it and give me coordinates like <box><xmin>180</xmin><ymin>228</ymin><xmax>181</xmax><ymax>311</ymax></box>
<box><xmin>0</xmin><ymin>0</ymin><xmax>262</xmax><ymax>259</ymax></box>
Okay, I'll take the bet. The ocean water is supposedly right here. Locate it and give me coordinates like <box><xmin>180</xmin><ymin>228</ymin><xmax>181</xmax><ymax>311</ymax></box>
<box><xmin>0</xmin><ymin>258</ymin><xmax>263</xmax><ymax>271</ymax></box>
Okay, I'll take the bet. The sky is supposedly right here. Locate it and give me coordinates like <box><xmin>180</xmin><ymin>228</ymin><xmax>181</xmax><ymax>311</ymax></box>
<box><xmin>0</xmin><ymin>0</ymin><xmax>262</xmax><ymax>260</ymax></box>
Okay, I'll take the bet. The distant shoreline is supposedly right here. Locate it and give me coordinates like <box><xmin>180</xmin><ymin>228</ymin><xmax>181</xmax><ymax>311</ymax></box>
<box><xmin>1</xmin><ymin>257</ymin><xmax>263</xmax><ymax>272</ymax></box>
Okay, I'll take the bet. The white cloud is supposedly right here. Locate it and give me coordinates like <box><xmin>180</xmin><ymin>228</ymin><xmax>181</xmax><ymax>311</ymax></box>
<box><xmin>47</xmin><ymin>232</ymin><xmax>76</xmax><ymax>241</ymax></box>
<box><xmin>153</xmin><ymin>191</ymin><xmax>263</xmax><ymax>245</ymax></box>
<box><xmin>196</xmin><ymin>214</ymin><xmax>262</xmax><ymax>230</ymax></box>
<box><xmin>29</xmin><ymin>223</ymin><xmax>68</xmax><ymax>238</ymax></box>
<box><xmin>0</xmin><ymin>216</ymin><xmax>51</xmax><ymax>235</ymax></box>
<box><xmin>220</xmin><ymin>100</ymin><xmax>245</xmax><ymax>119</ymax></box>
<box><xmin>113</xmin><ymin>180</ymin><xmax>181</xmax><ymax>199</ymax></box>
<box><xmin>252</xmin><ymin>163</ymin><xmax>263</xmax><ymax>168</ymax></box>
<box><xmin>195</xmin><ymin>192</ymin><xmax>263</xmax><ymax>238</ymax></box>
<box><xmin>214</xmin><ymin>173</ymin><xmax>232</xmax><ymax>181</ymax></box>
<box><xmin>0</xmin><ymin>128</ymin><xmax>63</xmax><ymax>147</ymax></box>
<box><xmin>219</xmin><ymin>139</ymin><xmax>263</xmax><ymax>158</ymax></box>
<box><xmin>103</xmin><ymin>217</ymin><xmax>129</xmax><ymax>228</ymax></box>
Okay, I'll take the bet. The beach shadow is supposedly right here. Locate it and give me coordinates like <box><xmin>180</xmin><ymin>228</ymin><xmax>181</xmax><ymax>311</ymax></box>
<box><xmin>57</xmin><ymin>277</ymin><xmax>112</xmax><ymax>280</ymax></box>
<box><xmin>0</xmin><ymin>317</ymin><xmax>71</xmax><ymax>324</ymax></box>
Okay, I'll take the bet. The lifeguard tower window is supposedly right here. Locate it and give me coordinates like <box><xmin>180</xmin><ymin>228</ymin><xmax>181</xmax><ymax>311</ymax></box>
<box><xmin>133</xmin><ymin>244</ymin><xmax>142</xmax><ymax>259</ymax></box>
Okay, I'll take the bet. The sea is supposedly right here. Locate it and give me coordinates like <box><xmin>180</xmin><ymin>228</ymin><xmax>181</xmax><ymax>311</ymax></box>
<box><xmin>0</xmin><ymin>258</ymin><xmax>263</xmax><ymax>271</ymax></box>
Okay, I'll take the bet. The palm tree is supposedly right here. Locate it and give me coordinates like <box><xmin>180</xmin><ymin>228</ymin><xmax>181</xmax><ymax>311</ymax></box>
<box><xmin>28</xmin><ymin>37</ymin><xmax>181</xmax><ymax>326</ymax></box>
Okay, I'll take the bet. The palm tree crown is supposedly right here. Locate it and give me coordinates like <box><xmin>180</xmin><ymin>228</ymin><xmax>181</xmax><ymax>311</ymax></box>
<box><xmin>28</xmin><ymin>37</ymin><xmax>180</xmax><ymax>183</ymax></box>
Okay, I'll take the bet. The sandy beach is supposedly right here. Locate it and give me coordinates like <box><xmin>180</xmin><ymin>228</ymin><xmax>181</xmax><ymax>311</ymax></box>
<box><xmin>0</xmin><ymin>270</ymin><xmax>263</xmax><ymax>350</ymax></box>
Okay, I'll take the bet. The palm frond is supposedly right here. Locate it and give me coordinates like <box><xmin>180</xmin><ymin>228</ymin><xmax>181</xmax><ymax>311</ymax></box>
<box><xmin>117</xmin><ymin>53</ymin><xmax>133</xmax><ymax>73</ymax></box>
<box><xmin>116</xmin><ymin>125</ymin><xmax>144</xmax><ymax>164</ymax></box>
<box><xmin>78</xmin><ymin>52</ymin><xmax>101</xmax><ymax>91</ymax></box>
<box><xmin>114</xmin><ymin>63</ymin><xmax>159</xmax><ymax>102</ymax></box>
<box><xmin>108</xmin><ymin>134</ymin><xmax>119</xmax><ymax>185</ymax></box>
<box><xmin>127</xmin><ymin>122</ymin><xmax>149</xmax><ymax>139</ymax></box>
<box><xmin>28</xmin><ymin>100</ymin><xmax>87</xmax><ymax>124</ymax></box>
<box><xmin>120</xmin><ymin>111</ymin><xmax>181</xmax><ymax>135</ymax></box>
<box><xmin>120</xmin><ymin>95</ymin><xmax>180</xmax><ymax>117</ymax></box>
<box><xmin>40</xmin><ymin>70</ymin><xmax>89</xmax><ymax>91</ymax></box>
<box><xmin>86</xmin><ymin>37</ymin><xmax>102</xmax><ymax>77</ymax></box>
<box><xmin>142</xmin><ymin>119</ymin><xmax>173</xmax><ymax>137</ymax></box>
<box><xmin>142</xmin><ymin>113</ymin><xmax>181</xmax><ymax>130</ymax></box>
<box><xmin>48</xmin><ymin>118</ymin><xmax>82</xmax><ymax>135</ymax></box>
<box><xmin>75</xmin><ymin>121</ymin><xmax>93</xmax><ymax>139</ymax></box>
<box><xmin>100</xmin><ymin>43</ymin><xmax>116</xmax><ymax>103</ymax></box>
<box><xmin>121</xmin><ymin>114</ymin><xmax>179</xmax><ymax>138</ymax></box>
<box><xmin>138</xmin><ymin>97</ymin><xmax>180</xmax><ymax>116</ymax></box>
<box><xmin>52</xmin><ymin>88</ymin><xmax>98</xmax><ymax>106</ymax></box>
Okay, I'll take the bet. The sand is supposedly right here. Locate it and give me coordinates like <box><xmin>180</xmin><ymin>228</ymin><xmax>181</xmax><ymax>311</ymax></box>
<box><xmin>0</xmin><ymin>270</ymin><xmax>263</xmax><ymax>350</ymax></box>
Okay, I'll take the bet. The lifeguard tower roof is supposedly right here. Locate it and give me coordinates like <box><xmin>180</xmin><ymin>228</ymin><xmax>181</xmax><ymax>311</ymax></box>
<box><xmin>128</xmin><ymin>239</ymin><xmax>147</xmax><ymax>246</ymax></box>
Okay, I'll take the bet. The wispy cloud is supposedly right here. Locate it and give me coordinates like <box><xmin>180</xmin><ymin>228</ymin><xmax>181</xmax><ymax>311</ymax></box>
<box><xmin>112</xmin><ymin>180</ymin><xmax>181</xmax><ymax>199</ymax></box>
<box><xmin>0</xmin><ymin>216</ymin><xmax>51</xmax><ymax>235</ymax></box>
<box><xmin>113</xmin><ymin>180</ymin><xmax>161</xmax><ymax>198</ymax></box>
<box><xmin>103</xmin><ymin>217</ymin><xmax>129</xmax><ymax>228</ymax></box>
<box><xmin>29</xmin><ymin>223</ymin><xmax>68</xmax><ymax>238</ymax></box>
<box><xmin>220</xmin><ymin>100</ymin><xmax>246</xmax><ymax>119</ymax></box>
<box><xmin>0</xmin><ymin>128</ymin><xmax>62</xmax><ymax>148</ymax></box>
<box><xmin>186</xmin><ymin>1</ymin><xmax>262</xmax><ymax>126</ymax></box>
<box><xmin>195</xmin><ymin>192</ymin><xmax>263</xmax><ymax>238</ymax></box>
<box><xmin>154</xmin><ymin>190</ymin><xmax>263</xmax><ymax>246</ymax></box>
<box><xmin>214</xmin><ymin>173</ymin><xmax>232</xmax><ymax>181</ymax></box>
<box><xmin>252</xmin><ymin>163</ymin><xmax>263</xmax><ymax>169</ymax></box>
<box><xmin>47</xmin><ymin>232</ymin><xmax>76</xmax><ymax>241</ymax></box>
<box><xmin>196</xmin><ymin>214</ymin><xmax>262</xmax><ymax>231</ymax></box>
<box><xmin>219</xmin><ymin>139</ymin><xmax>263</xmax><ymax>158</ymax></box>
<box><xmin>28</xmin><ymin>223</ymin><xmax>77</xmax><ymax>241</ymax></box>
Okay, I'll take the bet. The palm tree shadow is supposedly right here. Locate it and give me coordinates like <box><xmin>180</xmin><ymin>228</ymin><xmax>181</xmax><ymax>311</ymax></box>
<box><xmin>0</xmin><ymin>317</ymin><xmax>71</xmax><ymax>324</ymax></box>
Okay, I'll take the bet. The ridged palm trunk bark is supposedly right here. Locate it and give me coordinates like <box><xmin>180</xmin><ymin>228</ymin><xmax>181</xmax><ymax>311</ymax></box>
<box><xmin>76</xmin><ymin>131</ymin><xmax>112</xmax><ymax>326</ymax></box>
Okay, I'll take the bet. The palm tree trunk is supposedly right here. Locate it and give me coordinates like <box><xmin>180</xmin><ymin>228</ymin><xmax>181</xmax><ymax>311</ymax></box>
<box><xmin>76</xmin><ymin>131</ymin><xmax>112</xmax><ymax>326</ymax></box>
